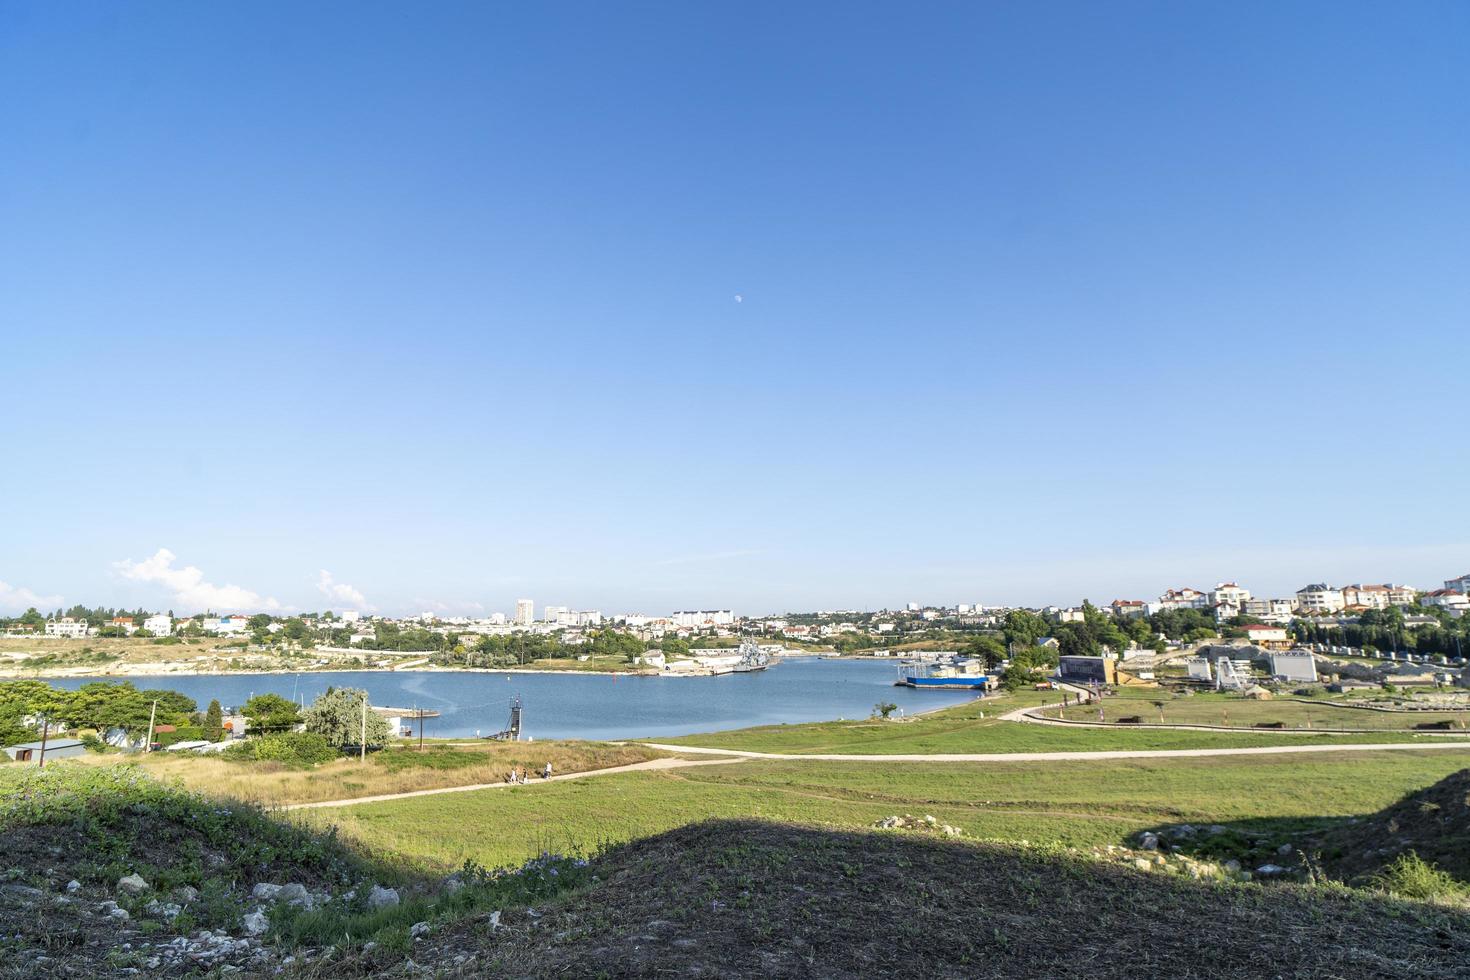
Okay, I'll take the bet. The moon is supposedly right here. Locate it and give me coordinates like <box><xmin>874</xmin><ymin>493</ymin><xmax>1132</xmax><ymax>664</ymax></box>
<box><xmin>734</xmin><ymin>294</ymin><xmax>743</xmax><ymax>303</ymax></box>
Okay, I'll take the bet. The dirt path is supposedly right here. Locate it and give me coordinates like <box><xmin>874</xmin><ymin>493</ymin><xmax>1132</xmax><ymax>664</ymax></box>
<box><xmin>280</xmin><ymin>757</ymin><xmax>741</xmax><ymax>810</ymax></box>
<box><xmin>637</xmin><ymin>741</ymin><xmax>1470</xmax><ymax>763</ymax></box>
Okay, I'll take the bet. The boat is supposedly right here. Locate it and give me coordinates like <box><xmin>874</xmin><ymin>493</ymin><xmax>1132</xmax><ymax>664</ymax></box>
<box><xmin>731</xmin><ymin>638</ymin><xmax>776</xmax><ymax>673</ymax></box>
<box><xmin>895</xmin><ymin>657</ymin><xmax>992</xmax><ymax>691</ymax></box>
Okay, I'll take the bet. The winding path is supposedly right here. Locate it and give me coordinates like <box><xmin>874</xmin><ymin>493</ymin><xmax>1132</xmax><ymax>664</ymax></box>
<box><xmin>279</xmin><ymin>756</ymin><xmax>740</xmax><ymax>811</ymax></box>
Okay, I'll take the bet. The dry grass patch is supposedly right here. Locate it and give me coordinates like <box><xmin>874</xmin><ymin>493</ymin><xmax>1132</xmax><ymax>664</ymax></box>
<box><xmin>76</xmin><ymin>740</ymin><xmax>662</xmax><ymax>806</ymax></box>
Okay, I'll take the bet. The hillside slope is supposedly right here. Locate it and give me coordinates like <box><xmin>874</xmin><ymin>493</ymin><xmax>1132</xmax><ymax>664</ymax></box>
<box><xmin>404</xmin><ymin>819</ymin><xmax>1470</xmax><ymax>979</ymax></box>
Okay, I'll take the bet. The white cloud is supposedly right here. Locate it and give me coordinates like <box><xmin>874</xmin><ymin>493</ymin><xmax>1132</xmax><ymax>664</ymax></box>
<box><xmin>0</xmin><ymin>580</ymin><xmax>63</xmax><ymax>613</ymax></box>
<box><xmin>114</xmin><ymin>549</ymin><xmax>280</xmax><ymax>613</ymax></box>
<box><xmin>317</xmin><ymin>570</ymin><xmax>372</xmax><ymax>610</ymax></box>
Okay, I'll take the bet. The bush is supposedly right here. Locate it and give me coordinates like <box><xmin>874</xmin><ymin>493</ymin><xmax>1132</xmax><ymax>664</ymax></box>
<box><xmin>155</xmin><ymin>725</ymin><xmax>204</xmax><ymax>747</ymax></box>
<box><xmin>1371</xmin><ymin>852</ymin><xmax>1468</xmax><ymax>902</ymax></box>
<box><xmin>223</xmin><ymin>732</ymin><xmax>338</xmax><ymax>767</ymax></box>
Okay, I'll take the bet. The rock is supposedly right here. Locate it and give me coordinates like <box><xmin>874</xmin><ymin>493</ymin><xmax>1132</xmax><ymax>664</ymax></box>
<box><xmin>366</xmin><ymin>885</ymin><xmax>399</xmax><ymax>910</ymax></box>
<box><xmin>1</xmin><ymin>884</ymin><xmax>44</xmax><ymax>899</ymax></box>
<box><xmin>65</xmin><ymin>880</ymin><xmax>82</xmax><ymax>893</ymax></box>
<box><xmin>488</xmin><ymin>911</ymin><xmax>502</xmax><ymax>930</ymax></box>
<box><xmin>1223</xmin><ymin>859</ymin><xmax>1242</xmax><ymax>874</ymax></box>
<box><xmin>1277</xmin><ymin>843</ymin><xmax>1294</xmax><ymax>856</ymax></box>
<box><xmin>144</xmin><ymin>900</ymin><xmax>183</xmax><ymax>920</ymax></box>
<box><xmin>1166</xmin><ymin>824</ymin><xmax>1197</xmax><ymax>839</ymax></box>
<box><xmin>250</xmin><ymin>883</ymin><xmax>281</xmax><ymax>902</ymax></box>
<box><xmin>240</xmin><ymin>911</ymin><xmax>269</xmax><ymax>937</ymax></box>
<box><xmin>1206</xmin><ymin>825</ymin><xmax>1227</xmax><ymax>835</ymax></box>
<box><xmin>1132</xmin><ymin>858</ymin><xmax>1154</xmax><ymax>871</ymax></box>
<box><xmin>410</xmin><ymin>921</ymin><xmax>431</xmax><ymax>940</ymax></box>
<box><xmin>1139</xmin><ymin>833</ymin><xmax>1159</xmax><ymax>851</ymax></box>
<box><xmin>277</xmin><ymin>883</ymin><xmax>312</xmax><ymax>908</ymax></box>
<box><xmin>108</xmin><ymin>907</ymin><xmax>131</xmax><ymax>921</ymax></box>
<box><xmin>117</xmin><ymin>873</ymin><xmax>150</xmax><ymax>895</ymax></box>
<box><xmin>1255</xmin><ymin>864</ymin><xmax>1286</xmax><ymax>877</ymax></box>
<box><xmin>442</xmin><ymin>875</ymin><xmax>465</xmax><ymax>895</ymax></box>
<box><xmin>173</xmin><ymin>886</ymin><xmax>200</xmax><ymax>903</ymax></box>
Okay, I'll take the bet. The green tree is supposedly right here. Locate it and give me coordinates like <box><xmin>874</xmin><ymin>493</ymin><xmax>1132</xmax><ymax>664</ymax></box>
<box><xmin>203</xmin><ymin>699</ymin><xmax>224</xmax><ymax>741</ymax></box>
<box><xmin>242</xmin><ymin>693</ymin><xmax>302</xmax><ymax>734</ymax></box>
<box><xmin>961</xmin><ymin>634</ymin><xmax>1007</xmax><ymax>668</ymax></box>
<box><xmin>302</xmin><ymin>687</ymin><xmax>392</xmax><ymax>747</ymax></box>
<box><xmin>1002</xmin><ymin>610</ymin><xmax>1049</xmax><ymax>648</ymax></box>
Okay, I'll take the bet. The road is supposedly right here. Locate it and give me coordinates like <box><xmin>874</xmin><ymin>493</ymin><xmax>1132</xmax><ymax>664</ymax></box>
<box><xmin>637</xmin><ymin>740</ymin><xmax>1470</xmax><ymax>763</ymax></box>
<box><xmin>279</xmin><ymin>756</ymin><xmax>740</xmax><ymax>811</ymax></box>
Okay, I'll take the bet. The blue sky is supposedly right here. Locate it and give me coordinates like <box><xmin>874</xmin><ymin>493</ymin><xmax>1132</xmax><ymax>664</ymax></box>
<box><xmin>2</xmin><ymin>2</ymin><xmax>1466</xmax><ymax>617</ymax></box>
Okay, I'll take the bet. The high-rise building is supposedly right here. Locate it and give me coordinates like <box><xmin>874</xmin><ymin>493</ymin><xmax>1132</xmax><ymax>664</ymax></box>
<box><xmin>514</xmin><ymin>599</ymin><xmax>535</xmax><ymax>625</ymax></box>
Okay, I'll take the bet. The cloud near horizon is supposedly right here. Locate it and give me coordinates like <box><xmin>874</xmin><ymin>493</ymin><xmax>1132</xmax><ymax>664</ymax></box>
<box><xmin>0</xmin><ymin>580</ymin><xmax>64</xmax><ymax>613</ymax></box>
<box><xmin>317</xmin><ymin>569</ymin><xmax>372</xmax><ymax>611</ymax></box>
<box><xmin>114</xmin><ymin>548</ymin><xmax>281</xmax><ymax>613</ymax></box>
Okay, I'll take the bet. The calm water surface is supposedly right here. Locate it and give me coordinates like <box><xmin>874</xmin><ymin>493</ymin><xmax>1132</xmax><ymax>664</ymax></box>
<box><xmin>50</xmin><ymin>657</ymin><xmax>979</xmax><ymax>740</ymax></box>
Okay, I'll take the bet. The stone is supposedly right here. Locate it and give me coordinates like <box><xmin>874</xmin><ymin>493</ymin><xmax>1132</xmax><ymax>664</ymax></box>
<box><xmin>65</xmin><ymin>880</ymin><xmax>82</xmax><ymax>893</ymax></box>
<box><xmin>240</xmin><ymin>911</ymin><xmax>269</xmax><ymax>937</ymax></box>
<box><xmin>276</xmin><ymin>883</ymin><xmax>312</xmax><ymax>908</ymax></box>
<box><xmin>442</xmin><ymin>875</ymin><xmax>465</xmax><ymax>895</ymax></box>
<box><xmin>1277</xmin><ymin>843</ymin><xmax>1294</xmax><ymax>856</ymax></box>
<box><xmin>117</xmin><ymin>873</ymin><xmax>150</xmax><ymax>895</ymax></box>
<box><xmin>488</xmin><ymin>911</ymin><xmax>502</xmax><ymax>930</ymax></box>
<box><xmin>1139</xmin><ymin>833</ymin><xmax>1159</xmax><ymax>851</ymax></box>
<box><xmin>1255</xmin><ymin>864</ymin><xmax>1286</xmax><ymax>877</ymax></box>
<box><xmin>144</xmin><ymin>900</ymin><xmax>183</xmax><ymax>920</ymax></box>
<box><xmin>410</xmin><ymin>921</ymin><xmax>431</xmax><ymax>939</ymax></box>
<box><xmin>1223</xmin><ymin>859</ymin><xmax>1242</xmax><ymax>874</ymax></box>
<box><xmin>366</xmin><ymin>885</ymin><xmax>399</xmax><ymax>910</ymax></box>
<box><xmin>108</xmin><ymin>907</ymin><xmax>131</xmax><ymax>921</ymax></box>
<box><xmin>1206</xmin><ymin>825</ymin><xmax>1227</xmax><ymax>835</ymax></box>
<box><xmin>250</xmin><ymin>883</ymin><xmax>281</xmax><ymax>901</ymax></box>
<box><xmin>1132</xmin><ymin>858</ymin><xmax>1154</xmax><ymax>871</ymax></box>
<box><xmin>173</xmin><ymin>886</ymin><xmax>200</xmax><ymax>903</ymax></box>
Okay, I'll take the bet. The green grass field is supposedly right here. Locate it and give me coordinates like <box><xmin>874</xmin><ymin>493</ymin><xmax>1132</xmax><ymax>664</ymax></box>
<box><xmin>301</xmin><ymin>748</ymin><xmax>1470</xmax><ymax>871</ymax></box>
<box><xmin>642</xmin><ymin>696</ymin><xmax>1470</xmax><ymax>754</ymax></box>
<box><xmin>1045</xmin><ymin>697</ymin><xmax>1470</xmax><ymax>730</ymax></box>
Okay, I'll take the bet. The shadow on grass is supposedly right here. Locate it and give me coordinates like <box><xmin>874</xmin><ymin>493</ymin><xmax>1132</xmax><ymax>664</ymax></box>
<box><xmin>391</xmin><ymin>817</ymin><xmax>1470</xmax><ymax>980</ymax></box>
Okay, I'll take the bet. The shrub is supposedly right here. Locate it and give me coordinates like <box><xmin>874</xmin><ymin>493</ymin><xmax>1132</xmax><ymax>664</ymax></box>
<box><xmin>154</xmin><ymin>725</ymin><xmax>205</xmax><ymax>747</ymax></box>
<box><xmin>1371</xmin><ymin>852</ymin><xmax>1468</xmax><ymax>902</ymax></box>
<box><xmin>223</xmin><ymin>732</ymin><xmax>338</xmax><ymax>767</ymax></box>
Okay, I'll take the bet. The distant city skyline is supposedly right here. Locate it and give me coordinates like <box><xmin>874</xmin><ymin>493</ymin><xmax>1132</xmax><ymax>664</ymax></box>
<box><xmin>2</xmin><ymin>543</ymin><xmax>1466</xmax><ymax>619</ymax></box>
<box><xmin>3</xmin><ymin>4</ymin><xmax>1466</xmax><ymax>616</ymax></box>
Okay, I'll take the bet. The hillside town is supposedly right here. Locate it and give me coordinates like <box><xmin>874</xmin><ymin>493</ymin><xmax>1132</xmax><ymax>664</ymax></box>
<box><xmin>7</xmin><ymin>571</ymin><xmax>1467</xmax><ymax>646</ymax></box>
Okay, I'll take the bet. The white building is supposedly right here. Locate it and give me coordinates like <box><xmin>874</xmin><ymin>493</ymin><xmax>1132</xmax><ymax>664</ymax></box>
<box><xmin>1295</xmin><ymin>584</ymin><xmax>1345</xmax><ymax>614</ymax></box>
<box><xmin>543</xmin><ymin>605</ymin><xmax>570</xmax><ymax>623</ymax></box>
<box><xmin>1240</xmin><ymin>597</ymin><xmax>1296</xmax><ymax>620</ymax></box>
<box><xmin>341</xmin><ymin>610</ymin><xmax>360</xmax><ymax>623</ymax></box>
<box><xmin>143</xmin><ymin>614</ymin><xmax>172</xmax><ymax>636</ymax></box>
<box><xmin>1156</xmin><ymin>588</ymin><xmax>1209</xmax><ymax>611</ymax></box>
<box><xmin>1444</xmin><ymin>574</ymin><xmax>1470</xmax><ymax>594</ymax></box>
<box><xmin>1240</xmin><ymin>624</ymin><xmax>1290</xmax><ymax>648</ymax></box>
<box><xmin>1110</xmin><ymin>599</ymin><xmax>1147</xmax><ymax>619</ymax></box>
<box><xmin>514</xmin><ymin>599</ymin><xmax>535</xmax><ymax>626</ymax></box>
<box><xmin>1420</xmin><ymin>590</ymin><xmax>1468</xmax><ymax>612</ymax></box>
<box><xmin>1340</xmin><ymin>585</ymin><xmax>1391</xmax><ymax>609</ymax></box>
<box><xmin>44</xmin><ymin>618</ymin><xmax>89</xmax><ymax>638</ymax></box>
<box><xmin>671</xmin><ymin>610</ymin><xmax>735</xmax><ymax>628</ymax></box>
<box><xmin>1209</xmin><ymin>583</ymin><xmax>1251</xmax><ymax>608</ymax></box>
